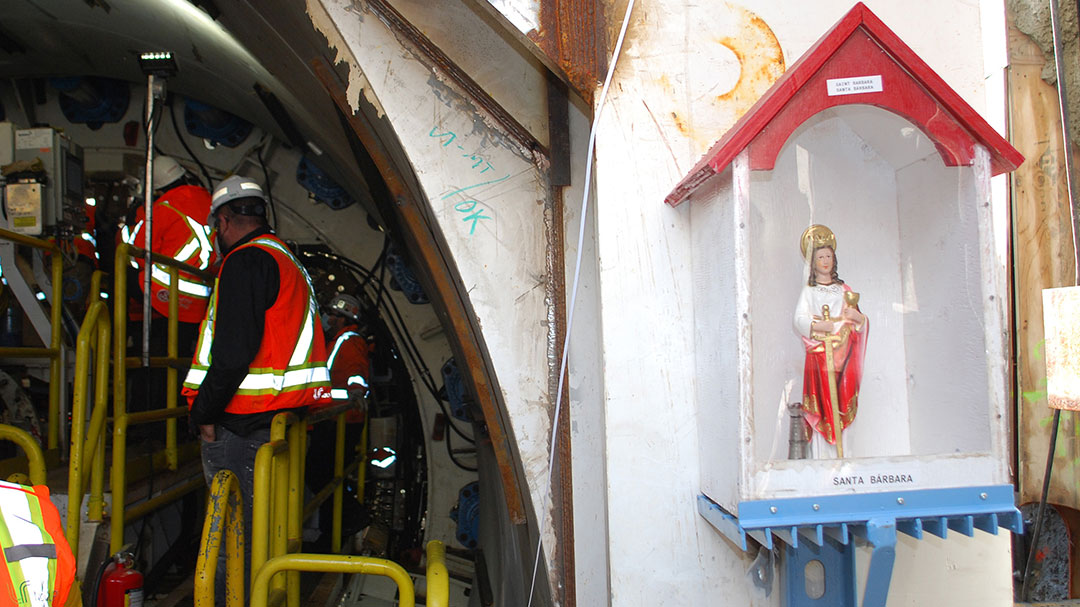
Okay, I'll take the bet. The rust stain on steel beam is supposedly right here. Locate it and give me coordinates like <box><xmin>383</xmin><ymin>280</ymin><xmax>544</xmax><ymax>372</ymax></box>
<box><xmin>532</xmin><ymin>0</ymin><xmax>604</xmax><ymax>106</ymax></box>
<box><xmin>548</xmin><ymin>184</ymin><xmax>575</xmax><ymax>607</ymax></box>
<box><xmin>363</xmin><ymin>0</ymin><xmax>547</xmax><ymax>160</ymax></box>
<box><xmin>311</xmin><ymin>58</ymin><xmax>528</xmax><ymax>525</ymax></box>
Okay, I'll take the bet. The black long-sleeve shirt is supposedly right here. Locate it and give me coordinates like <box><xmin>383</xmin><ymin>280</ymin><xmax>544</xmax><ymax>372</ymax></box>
<box><xmin>188</xmin><ymin>227</ymin><xmax>302</xmax><ymax>436</ymax></box>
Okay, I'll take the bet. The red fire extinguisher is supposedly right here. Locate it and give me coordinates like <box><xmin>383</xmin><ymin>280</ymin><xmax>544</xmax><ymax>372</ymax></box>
<box><xmin>97</xmin><ymin>552</ymin><xmax>144</xmax><ymax>607</ymax></box>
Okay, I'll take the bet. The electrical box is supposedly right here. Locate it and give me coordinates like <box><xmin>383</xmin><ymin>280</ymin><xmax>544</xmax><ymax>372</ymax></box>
<box><xmin>668</xmin><ymin>9</ymin><xmax>1022</xmax><ymax>593</ymax></box>
<box><xmin>4</xmin><ymin>182</ymin><xmax>44</xmax><ymax>236</ymax></box>
<box><xmin>10</xmin><ymin>127</ymin><xmax>84</xmax><ymax>236</ymax></box>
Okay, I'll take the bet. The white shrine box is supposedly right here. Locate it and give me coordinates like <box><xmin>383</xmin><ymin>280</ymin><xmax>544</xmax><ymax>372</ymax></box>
<box><xmin>668</xmin><ymin>3</ymin><xmax>1023</xmax><ymax>560</ymax></box>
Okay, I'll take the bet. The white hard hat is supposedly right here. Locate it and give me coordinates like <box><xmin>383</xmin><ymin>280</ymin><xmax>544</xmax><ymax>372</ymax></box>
<box><xmin>209</xmin><ymin>175</ymin><xmax>267</xmax><ymax>221</ymax></box>
<box><xmin>153</xmin><ymin>156</ymin><xmax>186</xmax><ymax>190</ymax></box>
<box><xmin>328</xmin><ymin>294</ymin><xmax>361</xmax><ymax>321</ymax></box>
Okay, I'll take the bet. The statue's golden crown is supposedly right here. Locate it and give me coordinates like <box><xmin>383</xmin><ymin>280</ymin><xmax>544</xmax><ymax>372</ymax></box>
<box><xmin>800</xmin><ymin>224</ymin><xmax>837</xmax><ymax>261</ymax></box>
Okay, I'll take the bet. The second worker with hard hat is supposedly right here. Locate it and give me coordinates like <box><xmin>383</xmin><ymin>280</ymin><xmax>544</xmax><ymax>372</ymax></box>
<box><xmin>182</xmin><ymin>174</ymin><xmax>332</xmax><ymax>603</ymax></box>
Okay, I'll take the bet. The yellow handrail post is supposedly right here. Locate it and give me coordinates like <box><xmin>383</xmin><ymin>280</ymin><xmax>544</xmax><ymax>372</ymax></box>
<box><xmin>110</xmin><ymin>412</ymin><xmax>129</xmax><ymax>555</ymax></box>
<box><xmin>48</xmin><ymin>246</ymin><xmax>62</xmax><ymax>450</ymax></box>
<box><xmin>250</xmin><ymin>554</ymin><xmax>415</xmax><ymax>607</ymax></box>
<box><xmin>357</xmin><ymin>418</ymin><xmax>369</xmax><ymax>505</ymax></box>
<box><xmin>425</xmin><ymin>540</ymin><xmax>449</xmax><ymax>607</ymax></box>
<box><xmin>89</xmin><ymin>270</ymin><xmax>103</xmax><ymax>302</ymax></box>
<box><xmin>113</xmin><ymin>244</ymin><xmax>129</xmax><ymax>435</ymax></box>
<box><xmin>66</xmin><ymin>300</ymin><xmax>110</xmax><ymax>550</ymax></box>
<box><xmin>332</xmin><ymin>411</ymin><xmax>345</xmax><ymax>554</ymax></box>
<box><xmin>166</xmin><ymin>266</ymin><xmax>179</xmax><ymax>471</ymax></box>
<box><xmin>86</xmin><ymin>304</ymin><xmax>111</xmax><ymax>522</ymax></box>
<box><xmin>251</xmin><ymin>439</ymin><xmax>288</xmax><ymax>595</ymax></box>
<box><xmin>0</xmin><ymin>424</ymin><xmax>46</xmax><ymax>485</ymax></box>
<box><xmin>195</xmin><ymin>469</ymin><xmax>245</xmax><ymax>607</ymax></box>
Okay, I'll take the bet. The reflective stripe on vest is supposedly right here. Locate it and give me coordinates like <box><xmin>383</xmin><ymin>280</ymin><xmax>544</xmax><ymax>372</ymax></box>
<box><xmin>327</xmin><ymin>331</ymin><xmax>369</xmax><ymax>401</ymax></box>
<box><xmin>327</xmin><ymin>331</ymin><xmax>361</xmax><ymax>369</ymax></box>
<box><xmin>0</xmin><ymin>482</ymin><xmax>56</xmax><ymax>607</ymax></box>
<box><xmin>183</xmin><ymin>235</ymin><xmax>330</xmax><ymax>408</ymax></box>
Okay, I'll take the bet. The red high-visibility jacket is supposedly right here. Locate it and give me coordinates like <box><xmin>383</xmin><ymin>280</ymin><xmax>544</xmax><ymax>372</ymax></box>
<box><xmin>123</xmin><ymin>185</ymin><xmax>216</xmax><ymax>323</ymax></box>
<box><xmin>327</xmin><ymin>323</ymin><xmax>371</xmax><ymax>423</ymax></box>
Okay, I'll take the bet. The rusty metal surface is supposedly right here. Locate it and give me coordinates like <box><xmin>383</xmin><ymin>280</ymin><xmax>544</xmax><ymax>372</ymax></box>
<box><xmin>546</xmin><ymin>178</ymin><xmax>574</xmax><ymax>606</ymax></box>
<box><xmin>533</xmin><ymin>0</ymin><xmax>604</xmax><ymax>107</ymax></box>
<box><xmin>311</xmin><ymin>57</ymin><xmax>529</xmax><ymax>526</ymax></box>
<box><xmin>364</xmin><ymin>0</ymin><xmax>546</xmax><ymax>160</ymax></box>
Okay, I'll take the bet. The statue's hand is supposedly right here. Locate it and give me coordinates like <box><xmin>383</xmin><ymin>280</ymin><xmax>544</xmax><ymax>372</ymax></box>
<box><xmin>812</xmin><ymin>319</ymin><xmax>835</xmax><ymax>334</ymax></box>
<box><xmin>842</xmin><ymin>306</ymin><xmax>865</xmax><ymax>327</ymax></box>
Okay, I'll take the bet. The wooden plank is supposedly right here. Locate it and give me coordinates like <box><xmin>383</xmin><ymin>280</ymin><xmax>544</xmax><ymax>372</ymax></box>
<box><xmin>1008</xmin><ymin>21</ymin><xmax>1080</xmax><ymax>509</ymax></box>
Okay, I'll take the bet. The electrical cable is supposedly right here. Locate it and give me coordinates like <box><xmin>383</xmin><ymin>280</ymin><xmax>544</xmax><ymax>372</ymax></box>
<box><xmin>256</xmin><ymin>140</ymin><xmax>278</xmax><ymax>231</ymax></box>
<box><xmin>167</xmin><ymin>97</ymin><xmax>214</xmax><ymax>190</ymax></box>
<box><xmin>526</xmin><ymin>2</ymin><xmax>636</xmax><ymax>605</ymax></box>
<box><xmin>302</xmin><ymin>248</ymin><xmax>474</xmax><ymax>443</ymax></box>
<box><xmin>445</xmin><ymin>424</ymin><xmax>477</xmax><ymax>472</ymax></box>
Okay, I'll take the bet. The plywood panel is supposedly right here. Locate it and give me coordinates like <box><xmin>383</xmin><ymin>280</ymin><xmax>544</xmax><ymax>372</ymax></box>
<box><xmin>1009</xmin><ymin>23</ymin><xmax>1080</xmax><ymax>507</ymax></box>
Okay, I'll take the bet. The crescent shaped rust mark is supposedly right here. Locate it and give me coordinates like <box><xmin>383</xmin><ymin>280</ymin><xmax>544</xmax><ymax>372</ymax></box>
<box><xmin>717</xmin><ymin>5</ymin><xmax>786</xmax><ymax>117</ymax></box>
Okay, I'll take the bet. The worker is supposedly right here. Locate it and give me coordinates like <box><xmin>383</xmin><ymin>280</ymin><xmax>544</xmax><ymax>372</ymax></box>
<box><xmin>123</xmin><ymin>156</ymin><xmax>215</xmax><ymax>414</ymax></box>
<box><xmin>181</xmin><ymin>175</ymin><xmax>331</xmax><ymax>603</ymax></box>
<box><xmin>307</xmin><ymin>293</ymin><xmax>371</xmax><ymax>547</ymax></box>
<box><xmin>122</xmin><ymin>155</ymin><xmax>216</xmax><ymax>329</ymax></box>
<box><xmin>324</xmin><ymin>294</ymin><xmax>371</xmax><ymax>406</ymax></box>
<box><xmin>0</xmin><ymin>480</ymin><xmax>80</xmax><ymax>606</ymax></box>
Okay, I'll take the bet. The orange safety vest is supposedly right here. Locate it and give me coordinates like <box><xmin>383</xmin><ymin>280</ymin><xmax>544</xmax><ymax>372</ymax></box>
<box><xmin>122</xmin><ymin>185</ymin><xmax>216</xmax><ymax>324</ymax></box>
<box><xmin>327</xmin><ymin>324</ymin><xmax>371</xmax><ymax>423</ymax></box>
<box><xmin>182</xmin><ymin>234</ymin><xmax>332</xmax><ymax>414</ymax></box>
<box><xmin>0</xmin><ymin>482</ymin><xmax>77</xmax><ymax>607</ymax></box>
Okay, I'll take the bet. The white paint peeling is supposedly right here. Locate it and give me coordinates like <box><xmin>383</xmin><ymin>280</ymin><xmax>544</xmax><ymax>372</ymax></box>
<box><xmin>305</xmin><ymin>0</ymin><xmax>387</xmax><ymax>118</ymax></box>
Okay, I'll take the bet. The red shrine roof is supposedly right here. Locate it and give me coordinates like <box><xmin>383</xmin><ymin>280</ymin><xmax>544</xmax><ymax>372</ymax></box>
<box><xmin>665</xmin><ymin>2</ymin><xmax>1024</xmax><ymax>207</ymax></box>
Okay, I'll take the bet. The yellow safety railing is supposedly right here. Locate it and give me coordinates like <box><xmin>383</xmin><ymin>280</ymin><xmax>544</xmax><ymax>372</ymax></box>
<box><xmin>252</xmin><ymin>553</ymin><xmax>414</xmax><ymax>607</ymax></box>
<box><xmin>108</xmin><ymin>242</ymin><xmax>214</xmax><ymax>554</ymax></box>
<box><xmin>65</xmin><ymin>298</ymin><xmax>111</xmax><ymax>550</ymax></box>
<box><xmin>425</xmin><ymin>540</ymin><xmax>449</xmax><ymax>607</ymax></box>
<box><xmin>0</xmin><ymin>423</ymin><xmax>47</xmax><ymax>485</ymax></box>
<box><xmin>113</xmin><ymin>242</ymin><xmax>213</xmax><ymax>471</ymax></box>
<box><xmin>195</xmin><ymin>469</ymin><xmax>245</xmax><ymax>607</ymax></box>
<box><xmin>0</xmin><ymin>228</ymin><xmax>65</xmax><ymax>450</ymax></box>
<box><xmin>227</xmin><ymin>402</ymin><xmax>361</xmax><ymax>606</ymax></box>
<box><xmin>248</xmin><ymin>540</ymin><xmax>449</xmax><ymax>607</ymax></box>
<box><xmin>302</xmin><ymin>403</ymin><xmax>367</xmax><ymax>554</ymax></box>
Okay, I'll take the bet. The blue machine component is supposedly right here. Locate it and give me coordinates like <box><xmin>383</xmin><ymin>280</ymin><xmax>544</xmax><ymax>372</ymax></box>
<box><xmin>50</xmin><ymin>77</ymin><xmax>130</xmax><ymax>129</ymax></box>
<box><xmin>385</xmin><ymin>242</ymin><xmax>428</xmax><ymax>304</ymax></box>
<box><xmin>698</xmin><ymin>486</ymin><xmax>1021</xmax><ymax>607</ymax></box>
<box><xmin>295</xmin><ymin>155</ymin><xmax>355</xmax><ymax>210</ymax></box>
<box><xmin>183</xmin><ymin>98</ymin><xmax>253</xmax><ymax>148</ymax></box>
<box><xmin>450</xmin><ymin>481</ymin><xmax>480</xmax><ymax>549</ymax></box>
<box><xmin>441</xmin><ymin>357</ymin><xmax>470</xmax><ymax>422</ymax></box>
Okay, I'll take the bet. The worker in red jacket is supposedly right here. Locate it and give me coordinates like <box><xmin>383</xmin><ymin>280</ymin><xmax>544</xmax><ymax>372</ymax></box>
<box><xmin>307</xmin><ymin>293</ymin><xmax>371</xmax><ymax>548</ymax></box>
<box><xmin>122</xmin><ymin>156</ymin><xmax>216</xmax><ymax>328</ymax></box>
<box><xmin>122</xmin><ymin>157</ymin><xmax>215</xmax><ymax>412</ymax></box>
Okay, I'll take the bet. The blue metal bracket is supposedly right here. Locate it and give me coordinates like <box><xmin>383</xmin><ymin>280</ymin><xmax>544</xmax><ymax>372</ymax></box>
<box><xmin>698</xmin><ymin>486</ymin><xmax>1021</xmax><ymax>607</ymax></box>
<box><xmin>783</xmin><ymin>531</ymin><xmax>856</xmax><ymax>607</ymax></box>
<box><xmin>856</xmin><ymin>518</ymin><xmax>896</xmax><ymax>607</ymax></box>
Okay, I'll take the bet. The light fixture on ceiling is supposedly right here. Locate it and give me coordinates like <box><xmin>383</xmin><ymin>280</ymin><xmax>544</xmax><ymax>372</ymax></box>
<box><xmin>138</xmin><ymin>51</ymin><xmax>178</xmax><ymax>77</ymax></box>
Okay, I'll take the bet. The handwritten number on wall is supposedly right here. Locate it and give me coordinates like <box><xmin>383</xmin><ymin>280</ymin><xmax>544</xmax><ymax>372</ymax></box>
<box><xmin>430</xmin><ymin>126</ymin><xmax>509</xmax><ymax>236</ymax></box>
